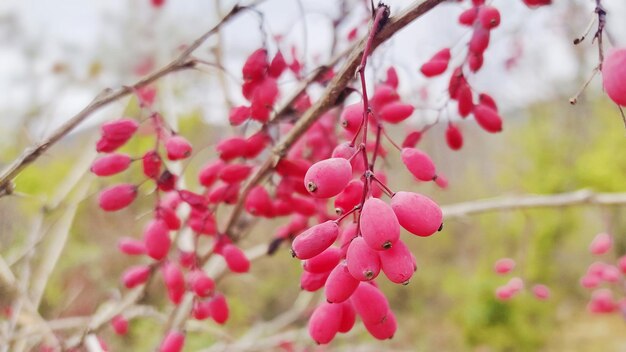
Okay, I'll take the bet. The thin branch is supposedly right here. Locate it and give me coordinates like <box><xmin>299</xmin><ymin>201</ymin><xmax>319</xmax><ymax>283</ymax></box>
<box><xmin>441</xmin><ymin>189</ymin><xmax>626</xmax><ymax>219</ymax></box>
<box><xmin>223</xmin><ymin>0</ymin><xmax>448</xmax><ymax>238</ymax></box>
<box><xmin>0</xmin><ymin>2</ymin><xmax>255</xmax><ymax>198</ymax></box>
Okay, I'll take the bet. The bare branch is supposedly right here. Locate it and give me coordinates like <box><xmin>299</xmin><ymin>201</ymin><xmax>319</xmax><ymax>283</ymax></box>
<box><xmin>441</xmin><ymin>189</ymin><xmax>626</xmax><ymax>219</ymax></box>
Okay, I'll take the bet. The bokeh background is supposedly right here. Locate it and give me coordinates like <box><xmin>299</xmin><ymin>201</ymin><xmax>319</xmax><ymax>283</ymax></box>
<box><xmin>1</xmin><ymin>0</ymin><xmax>626</xmax><ymax>351</ymax></box>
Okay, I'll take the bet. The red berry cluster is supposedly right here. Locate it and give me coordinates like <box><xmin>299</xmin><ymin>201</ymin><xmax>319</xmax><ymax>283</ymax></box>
<box><xmin>88</xmin><ymin>0</ymin><xmax>558</xmax><ymax>347</ymax></box>
<box><xmin>579</xmin><ymin>233</ymin><xmax>626</xmax><ymax>316</ymax></box>
<box><xmin>420</xmin><ymin>0</ymin><xmax>506</xmax><ymax>150</ymax></box>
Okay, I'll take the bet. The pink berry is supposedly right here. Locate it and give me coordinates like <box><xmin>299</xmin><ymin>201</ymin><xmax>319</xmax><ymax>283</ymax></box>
<box><xmin>118</xmin><ymin>238</ymin><xmax>146</xmax><ymax>255</ymax></box>
<box><xmin>495</xmin><ymin>285</ymin><xmax>514</xmax><ymax>300</ymax></box>
<box><xmin>143</xmin><ymin>219</ymin><xmax>171</xmax><ymax>260</ymax></box>
<box><xmin>588</xmin><ymin>288</ymin><xmax>617</xmax><ymax>314</ymax></box>
<box><xmin>346</xmin><ymin>237</ymin><xmax>381</xmax><ymax>281</ymax></box>
<box><xmin>219</xmin><ymin>163</ymin><xmax>253</xmax><ymax>184</ymax></box>
<box><xmin>390</xmin><ymin>191</ymin><xmax>442</xmax><ymax>237</ymax></box>
<box><xmin>156</xmin><ymin>206</ymin><xmax>181</xmax><ymax>230</ymax></box>
<box><xmin>291</xmin><ymin>221</ymin><xmax>339</xmax><ymax>259</ymax></box>
<box><xmin>523</xmin><ymin>0</ymin><xmax>551</xmax><ymax>7</ymax></box>
<box><xmin>420</xmin><ymin>48</ymin><xmax>451</xmax><ymax>77</ymax></box>
<box><xmin>494</xmin><ymin>258</ymin><xmax>516</xmax><ymax>275</ymax></box>
<box><xmin>122</xmin><ymin>265</ymin><xmax>151</xmax><ymax>288</ymax></box>
<box><xmin>508</xmin><ymin>277</ymin><xmax>524</xmax><ymax>292</ymax></box>
<box><xmin>165</xmin><ymin>136</ymin><xmax>192</xmax><ymax>161</ymax></box>
<box><xmin>384</xmin><ymin>67</ymin><xmax>399</xmax><ymax>89</ymax></box>
<box><xmin>360</xmin><ymin>198</ymin><xmax>400</xmax><ymax>250</ymax></box>
<box><xmin>216</xmin><ymin>137</ymin><xmax>248</xmax><ymax>161</ymax></box>
<box><xmin>401</xmin><ymin>148</ymin><xmax>436</xmax><ymax>182</ymax></box>
<box><xmin>472</xmin><ymin>105</ymin><xmax>503</xmax><ymax>133</ymax></box>
<box><xmin>192</xmin><ymin>300</ymin><xmax>212</xmax><ymax>320</ymax></box>
<box><xmin>159</xmin><ymin>331</ymin><xmax>185</xmax><ymax>352</ymax></box>
<box><xmin>457</xmin><ymin>83</ymin><xmax>474</xmax><ymax>117</ymax></box>
<box><xmin>101</xmin><ymin>118</ymin><xmax>139</xmax><ymax>141</ymax></box>
<box><xmin>301</xmin><ymin>270</ymin><xmax>331</xmax><ymax>292</ymax></box>
<box><xmin>198</xmin><ymin>159</ymin><xmax>225</xmax><ymax>187</ymax></box>
<box><xmin>229</xmin><ymin>105</ymin><xmax>250</xmax><ymax>126</ymax></box>
<box><xmin>532</xmin><ymin>284</ymin><xmax>550</xmax><ymax>300</ymax></box>
<box><xmin>448</xmin><ymin>67</ymin><xmax>467</xmax><ymax>99</ymax></box>
<box><xmin>589</xmin><ymin>232</ymin><xmax>612</xmax><ymax>255</ymax></box>
<box><xmin>245</xmin><ymin>186</ymin><xmax>274</xmax><ymax>217</ymax></box>
<box><xmin>469</xmin><ymin>26</ymin><xmax>490</xmax><ymax>55</ymax></box>
<box><xmin>459</xmin><ymin>8</ymin><xmax>478</xmax><ymax>26</ymax></box>
<box><xmin>350</xmin><ymin>282</ymin><xmax>390</xmax><ymax>324</ymax></box>
<box><xmin>308</xmin><ymin>302</ymin><xmax>342</xmax><ymax>344</ymax></box>
<box><xmin>243</xmin><ymin>131</ymin><xmax>270</xmax><ymax>159</ymax></box>
<box><xmin>371</xmin><ymin>84</ymin><xmax>400</xmax><ymax>111</ymax></box>
<box><xmin>208</xmin><ymin>293</ymin><xmax>229</xmax><ymax>324</ymax></box>
<box><xmin>325</xmin><ymin>261</ymin><xmax>360</xmax><ymax>303</ymax></box>
<box><xmin>363</xmin><ymin>309</ymin><xmax>397</xmax><ymax>340</ymax></box>
<box><xmin>479</xmin><ymin>93</ymin><xmax>498</xmax><ymax>111</ymax></box>
<box><xmin>111</xmin><ymin>315</ymin><xmax>128</xmax><ymax>335</ymax></box>
<box><xmin>479</xmin><ymin>6</ymin><xmax>500</xmax><ymax>29</ymax></box>
<box><xmin>379</xmin><ymin>239</ymin><xmax>416</xmax><ymax>284</ymax></box>
<box><xmin>269</xmin><ymin>51</ymin><xmax>287</xmax><ymax>78</ymax></box>
<box><xmin>242</xmin><ymin>49</ymin><xmax>268</xmax><ymax>80</ymax></box>
<box><xmin>338</xmin><ymin>301</ymin><xmax>356</xmax><ymax>333</ymax></box>
<box><xmin>600</xmin><ymin>265</ymin><xmax>620</xmax><ymax>283</ymax></box>
<box><xmin>162</xmin><ymin>262</ymin><xmax>185</xmax><ymax>305</ymax></box>
<box><xmin>91</xmin><ymin>153</ymin><xmax>131</xmax><ymax>176</ymax></box>
<box><xmin>331</xmin><ymin>142</ymin><xmax>356</xmax><ymax>160</ymax></box>
<box><xmin>98</xmin><ymin>184</ymin><xmax>137</xmax><ymax>211</ymax></box>
<box><xmin>445</xmin><ymin>123</ymin><xmax>463</xmax><ymax>150</ymax></box>
<box><xmin>189</xmin><ymin>270</ymin><xmax>215</xmax><ymax>297</ymax></box>
<box><xmin>580</xmin><ymin>274</ymin><xmax>600</xmax><ymax>289</ymax></box>
<box><xmin>304</xmin><ymin>158</ymin><xmax>352</xmax><ymax>199</ymax></box>
<box><xmin>303</xmin><ymin>247</ymin><xmax>341</xmax><ymax>274</ymax></box>
<box><xmin>221</xmin><ymin>244</ymin><xmax>250</xmax><ymax>273</ymax></box>
<box><xmin>142</xmin><ymin>150</ymin><xmax>162</xmax><ymax>179</ymax></box>
<box><xmin>334</xmin><ymin>179</ymin><xmax>363</xmax><ymax>215</ymax></box>
<box><xmin>468</xmin><ymin>52</ymin><xmax>484</xmax><ymax>72</ymax></box>
<box><xmin>339</xmin><ymin>103</ymin><xmax>364</xmax><ymax>134</ymax></box>
<box><xmin>402</xmin><ymin>130</ymin><xmax>423</xmax><ymax>148</ymax></box>
<box><xmin>379</xmin><ymin>102</ymin><xmax>414</xmax><ymax>123</ymax></box>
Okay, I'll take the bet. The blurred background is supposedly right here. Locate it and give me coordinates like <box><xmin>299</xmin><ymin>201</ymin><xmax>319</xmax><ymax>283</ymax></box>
<box><xmin>1</xmin><ymin>0</ymin><xmax>625</xmax><ymax>351</ymax></box>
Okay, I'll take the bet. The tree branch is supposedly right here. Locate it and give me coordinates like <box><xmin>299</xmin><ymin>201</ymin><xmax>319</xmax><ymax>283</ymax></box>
<box><xmin>441</xmin><ymin>189</ymin><xmax>626</xmax><ymax>219</ymax></box>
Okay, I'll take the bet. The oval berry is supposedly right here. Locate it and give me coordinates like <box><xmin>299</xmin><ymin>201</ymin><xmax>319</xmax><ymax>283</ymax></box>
<box><xmin>165</xmin><ymin>135</ymin><xmax>192</xmax><ymax>161</ymax></box>
<box><xmin>379</xmin><ymin>239</ymin><xmax>416</xmax><ymax>284</ymax></box>
<box><xmin>325</xmin><ymin>261</ymin><xmax>360</xmax><ymax>303</ymax></box>
<box><xmin>291</xmin><ymin>221</ymin><xmax>339</xmax><ymax>259</ymax></box>
<box><xmin>390</xmin><ymin>191</ymin><xmax>442</xmax><ymax>237</ymax></box>
<box><xmin>350</xmin><ymin>282</ymin><xmax>389</xmax><ymax>324</ymax></box>
<box><xmin>401</xmin><ymin>148</ymin><xmax>436</xmax><ymax>182</ymax></box>
<box><xmin>308</xmin><ymin>302</ymin><xmax>342</xmax><ymax>344</ymax></box>
<box><xmin>472</xmin><ymin>105</ymin><xmax>503</xmax><ymax>133</ymax></box>
<box><xmin>91</xmin><ymin>153</ymin><xmax>131</xmax><ymax>176</ymax></box>
<box><xmin>303</xmin><ymin>247</ymin><xmax>341</xmax><ymax>273</ymax></box>
<box><xmin>304</xmin><ymin>158</ymin><xmax>352</xmax><ymax>199</ymax></box>
<box><xmin>98</xmin><ymin>184</ymin><xmax>137</xmax><ymax>211</ymax></box>
<box><xmin>360</xmin><ymin>198</ymin><xmax>400</xmax><ymax>250</ymax></box>
<box><xmin>159</xmin><ymin>331</ymin><xmax>185</xmax><ymax>352</ymax></box>
<box><xmin>346</xmin><ymin>237</ymin><xmax>381</xmax><ymax>281</ymax></box>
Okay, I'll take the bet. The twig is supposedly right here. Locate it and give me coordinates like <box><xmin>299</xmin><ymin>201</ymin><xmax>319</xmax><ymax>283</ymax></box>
<box><xmin>0</xmin><ymin>2</ymin><xmax>255</xmax><ymax>198</ymax></box>
<box><xmin>441</xmin><ymin>189</ymin><xmax>626</xmax><ymax>219</ymax></box>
